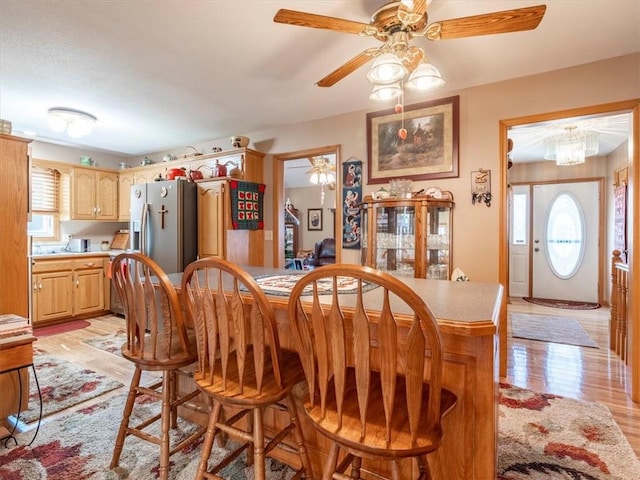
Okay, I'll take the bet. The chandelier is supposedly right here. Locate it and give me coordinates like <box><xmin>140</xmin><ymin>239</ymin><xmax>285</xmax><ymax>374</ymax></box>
<box><xmin>544</xmin><ymin>126</ymin><xmax>599</xmax><ymax>166</ymax></box>
<box><xmin>47</xmin><ymin>107</ymin><xmax>97</xmax><ymax>138</ymax></box>
<box><xmin>307</xmin><ymin>157</ymin><xmax>336</xmax><ymax>205</ymax></box>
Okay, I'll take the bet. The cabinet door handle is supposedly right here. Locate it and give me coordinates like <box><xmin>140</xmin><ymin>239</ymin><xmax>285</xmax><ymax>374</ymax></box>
<box><xmin>93</xmin><ymin>207</ymin><xmax>97</xmax><ymax>213</ymax></box>
<box><xmin>76</xmin><ymin>279</ymin><xmax>80</xmax><ymax>287</ymax></box>
<box><xmin>97</xmin><ymin>207</ymin><xmax>101</xmax><ymax>214</ymax></box>
<box><xmin>33</xmin><ymin>282</ymin><xmax>38</xmax><ymax>291</ymax></box>
<box><xmin>39</xmin><ymin>282</ymin><xmax>43</xmax><ymax>290</ymax></box>
<box><xmin>84</xmin><ymin>262</ymin><xmax>95</xmax><ymax>267</ymax></box>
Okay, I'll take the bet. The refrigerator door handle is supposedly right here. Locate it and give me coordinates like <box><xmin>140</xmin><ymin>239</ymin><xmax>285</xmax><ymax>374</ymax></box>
<box><xmin>141</xmin><ymin>203</ymin><xmax>150</xmax><ymax>256</ymax></box>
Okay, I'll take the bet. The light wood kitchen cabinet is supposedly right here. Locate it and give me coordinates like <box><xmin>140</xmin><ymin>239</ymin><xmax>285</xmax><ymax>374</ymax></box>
<box><xmin>32</xmin><ymin>270</ymin><xmax>74</xmax><ymax>323</ymax></box>
<box><xmin>73</xmin><ymin>258</ymin><xmax>105</xmax><ymax>315</ymax></box>
<box><xmin>0</xmin><ymin>134</ymin><xmax>30</xmax><ymax>318</ymax></box>
<box><xmin>71</xmin><ymin>167</ymin><xmax>119</xmax><ymax>220</ymax></box>
<box><xmin>197</xmin><ymin>180</ymin><xmax>226</xmax><ymax>259</ymax></box>
<box><xmin>118</xmin><ymin>170</ymin><xmax>134</xmax><ymax>221</ymax></box>
<box><xmin>31</xmin><ymin>255</ymin><xmax>108</xmax><ymax>326</ymax></box>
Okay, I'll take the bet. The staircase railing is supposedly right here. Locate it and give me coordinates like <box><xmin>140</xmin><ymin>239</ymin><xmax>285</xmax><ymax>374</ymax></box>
<box><xmin>611</xmin><ymin>250</ymin><xmax>630</xmax><ymax>363</ymax></box>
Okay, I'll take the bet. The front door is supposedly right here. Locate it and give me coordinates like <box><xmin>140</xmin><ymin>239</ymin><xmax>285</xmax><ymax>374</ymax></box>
<box><xmin>531</xmin><ymin>181</ymin><xmax>599</xmax><ymax>302</ymax></box>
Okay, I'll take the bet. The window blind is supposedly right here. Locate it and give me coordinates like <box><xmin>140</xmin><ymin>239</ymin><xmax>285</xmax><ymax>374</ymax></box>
<box><xmin>31</xmin><ymin>167</ymin><xmax>60</xmax><ymax>213</ymax></box>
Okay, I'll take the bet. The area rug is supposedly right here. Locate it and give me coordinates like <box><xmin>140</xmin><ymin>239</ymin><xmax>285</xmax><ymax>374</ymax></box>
<box><xmin>33</xmin><ymin>319</ymin><xmax>91</xmax><ymax>337</ymax></box>
<box><xmin>82</xmin><ymin>328</ymin><xmax>126</xmax><ymax>357</ymax></box>
<box><xmin>510</xmin><ymin>313</ymin><xmax>599</xmax><ymax>348</ymax></box>
<box><xmin>498</xmin><ymin>383</ymin><xmax>640</xmax><ymax>479</ymax></box>
<box><xmin>18</xmin><ymin>349</ymin><xmax>123</xmax><ymax>424</ymax></box>
<box><xmin>2</xmin><ymin>384</ymin><xmax>637</xmax><ymax>479</ymax></box>
<box><xmin>0</xmin><ymin>393</ymin><xmax>295</xmax><ymax>479</ymax></box>
<box><xmin>523</xmin><ymin>297</ymin><xmax>601</xmax><ymax>310</ymax></box>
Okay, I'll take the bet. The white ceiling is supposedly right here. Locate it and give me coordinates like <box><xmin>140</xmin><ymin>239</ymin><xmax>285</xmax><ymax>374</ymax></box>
<box><xmin>1</xmin><ymin>1</ymin><xmax>639</xmax><ymax>158</ymax></box>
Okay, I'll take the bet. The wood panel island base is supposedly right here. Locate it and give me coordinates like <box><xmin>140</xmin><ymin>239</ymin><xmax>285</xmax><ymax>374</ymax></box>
<box><xmin>167</xmin><ymin>268</ymin><xmax>503</xmax><ymax>479</ymax></box>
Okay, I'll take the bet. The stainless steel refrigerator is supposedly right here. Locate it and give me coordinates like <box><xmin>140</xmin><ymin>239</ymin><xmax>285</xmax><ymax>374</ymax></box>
<box><xmin>130</xmin><ymin>180</ymin><xmax>197</xmax><ymax>273</ymax></box>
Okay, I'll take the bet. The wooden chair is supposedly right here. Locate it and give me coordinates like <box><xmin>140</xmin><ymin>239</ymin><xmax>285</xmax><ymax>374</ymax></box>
<box><xmin>287</xmin><ymin>264</ymin><xmax>457</xmax><ymax>480</ymax></box>
<box><xmin>181</xmin><ymin>258</ymin><xmax>313</xmax><ymax>480</ymax></box>
<box><xmin>109</xmin><ymin>253</ymin><xmax>206</xmax><ymax>480</ymax></box>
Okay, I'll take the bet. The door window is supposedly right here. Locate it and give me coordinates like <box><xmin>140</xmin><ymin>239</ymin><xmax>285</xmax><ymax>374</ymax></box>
<box><xmin>545</xmin><ymin>192</ymin><xmax>585</xmax><ymax>279</ymax></box>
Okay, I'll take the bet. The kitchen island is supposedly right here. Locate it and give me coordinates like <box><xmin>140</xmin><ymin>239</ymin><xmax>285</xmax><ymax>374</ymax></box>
<box><xmin>166</xmin><ymin>267</ymin><xmax>503</xmax><ymax>479</ymax></box>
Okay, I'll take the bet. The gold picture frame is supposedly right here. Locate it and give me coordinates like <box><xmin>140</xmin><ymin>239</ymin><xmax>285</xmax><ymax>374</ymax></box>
<box><xmin>366</xmin><ymin>96</ymin><xmax>459</xmax><ymax>184</ymax></box>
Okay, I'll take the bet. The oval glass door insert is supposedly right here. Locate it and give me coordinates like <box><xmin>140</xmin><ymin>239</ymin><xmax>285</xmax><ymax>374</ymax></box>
<box><xmin>545</xmin><ymin>192</ymin><xmax>585</xmax><ymax>279</ymax></box>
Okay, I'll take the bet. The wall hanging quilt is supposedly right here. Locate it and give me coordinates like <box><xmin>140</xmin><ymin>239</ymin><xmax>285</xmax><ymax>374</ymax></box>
<box><xmin>229</xmin><ymin>180</ymin><xmax>266</xmax><ymax>230</ymax></box>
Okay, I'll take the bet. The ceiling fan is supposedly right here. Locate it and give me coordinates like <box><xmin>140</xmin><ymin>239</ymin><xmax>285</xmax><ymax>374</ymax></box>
<box><xmin>274</xmin><ymin>1</ymin><xmax>546</xmax><ymax>88</ymax></box>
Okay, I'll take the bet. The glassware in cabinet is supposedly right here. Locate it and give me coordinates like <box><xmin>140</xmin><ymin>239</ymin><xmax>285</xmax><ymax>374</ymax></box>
<box><xmin>361</xmin><ymin>193</ymin><xmax>453</xmax><ymax>279</ymax></box>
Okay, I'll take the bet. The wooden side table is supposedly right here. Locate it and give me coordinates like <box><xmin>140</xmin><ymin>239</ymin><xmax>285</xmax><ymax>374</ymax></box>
<box><xmin>0</xmin><ymin>334</ymin><xmax>42</xmax><ymax>447</ymax></box>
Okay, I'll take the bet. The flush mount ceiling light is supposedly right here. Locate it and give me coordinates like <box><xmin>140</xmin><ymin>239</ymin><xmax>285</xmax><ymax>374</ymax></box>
<box><xmin>47</xmin><ymin>107</ymin><xmax>97</xmax><ymax>138</ymax></box>
<box><xmin>544</xmin><ymin>126</ymin><xmax>599</xmax><ymax>166</ymax></box>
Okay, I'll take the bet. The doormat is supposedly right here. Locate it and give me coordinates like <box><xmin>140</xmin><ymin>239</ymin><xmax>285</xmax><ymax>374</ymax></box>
<box><xmin>33</xmin><ymin>319</ymin><xmax>91</xmax><ymax>337</ymax></box>
<box><xmin>523</xmin><ymin>297</ymin><xmax>601</xmax><ymax>310</ymax></box>
<box><xmin>510</xmin><ymin>313</ymin><xmax>599</xmax><ymax>348</ymax></box>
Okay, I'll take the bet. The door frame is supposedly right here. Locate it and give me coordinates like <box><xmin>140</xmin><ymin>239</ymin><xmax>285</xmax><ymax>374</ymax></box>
<box><xmin>499</xmin><ymin>99</ymin><xmax>640</xmax><ymax>400</ymax></box>
<box><xmin>272</xmin><ymin>145</ymin><xmax>342</xmax><ymax>269</ymax></box>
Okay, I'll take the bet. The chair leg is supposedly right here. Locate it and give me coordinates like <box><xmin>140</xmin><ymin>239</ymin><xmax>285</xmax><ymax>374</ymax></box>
<box><xmin>170</xmin><ymin>370</ymin><xmax>178</xmax><ymax>429</ymax></box>
<box><xmin>350</xmin><ymin>456</ymin><xmax>362</xmax><ymax>479</ymax></box>
<box><xmin>323</xmin><ymin>443</ymin><xmax>340</xmax><ymax>480</ymax></box>
<box><xmin>196</xmin><ymin>401</ymin><xmax>223</xmax><ymax>480</ymax></box>
<box><xmin>110</xmin><ymin>366</ymin><xmax>142</xmax><ymax>468</ymax></box>
<box><xmin>159</xmin><ymin>370</ymin><xmax>172</xmax><ymax>480</ymax></box>
<box><xmin>416</xmin><ymin>456</ymin><xmax>432</xmax><ymax>480</ymax></box>
<box><xmin>285</xmin><ymin>394</ymin><xmax>313</xmax><ymax>478</ymax></box>
<box><xmin>247</xmin><ymin>406</ymin><xmax>255</xmax><ymax>467</ymax></box>
<box><xmin>253</xmin><ymin>407</ymin><xmax>266</xmax><ymax>480</ymax></box>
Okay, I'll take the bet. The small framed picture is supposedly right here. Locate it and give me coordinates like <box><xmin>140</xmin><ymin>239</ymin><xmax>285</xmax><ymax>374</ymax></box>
<box><xmin>308</xmin><ymin>208</ymin><xmax>323</xmax><ymax>231</ymax></box>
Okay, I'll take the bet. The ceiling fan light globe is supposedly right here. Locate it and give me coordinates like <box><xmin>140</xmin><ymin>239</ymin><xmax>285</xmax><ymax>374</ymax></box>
<box><xmin>369</xmin><ymin>84</ymin><xmax>402</xmax><ymax>101</ymax></box>
<box><xmin>309</xmin><ymin>172</ymin><xmax>320</xmax><ymax>184</ymax></box>
<box><xmin>367</xmin><ymin>53</ymin><xmax>407</xmax><ymax>84</ymax></box>
<box><xmin>406</xmin><ymin>62</ymin><xmax>445</xmax><ymax>90</ymax></box>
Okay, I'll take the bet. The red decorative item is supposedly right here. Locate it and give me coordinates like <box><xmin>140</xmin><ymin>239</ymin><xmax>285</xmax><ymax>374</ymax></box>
<box><xmin>394</xmin><ymin>103</ymin><xmax>403</xmax><ymax>113</ymax></box>
<box><xmin>398</xmin><ymin>128</ymin><xmax>408</xmax><ymax>140</ymax></box>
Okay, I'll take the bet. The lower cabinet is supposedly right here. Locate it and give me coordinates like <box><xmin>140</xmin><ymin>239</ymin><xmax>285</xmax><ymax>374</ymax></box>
<box><xmin>32</xmin><ymin>256</ymin><xmax>107</xmax><ymax>326</ymax></box>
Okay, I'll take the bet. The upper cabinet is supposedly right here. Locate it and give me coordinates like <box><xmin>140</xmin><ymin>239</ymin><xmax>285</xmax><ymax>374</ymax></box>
<box><xmin>71</xmin><ymin>167</ymin><xmax>118</xmax><ymax>220</ymax></box>
<box><xmin>361</xmin><ymin>192</ymin><xmax>454</xmax><ymax>279</ymax></box>
<box><xmin>117</xmin><ymin>170</ymin><xmax>134</xmax><ymax>221</ymax></box>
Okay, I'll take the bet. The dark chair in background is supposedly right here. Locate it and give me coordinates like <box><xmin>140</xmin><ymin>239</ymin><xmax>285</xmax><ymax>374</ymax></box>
<box><xmin>311</xmin><ymin>237</ymin><xmax>336</xmax><ymax>267</ymax></box>
<box><xmin>109</xmin><ymin>253</ymin><xmax>205</xmax><ymax>480</ymax></box>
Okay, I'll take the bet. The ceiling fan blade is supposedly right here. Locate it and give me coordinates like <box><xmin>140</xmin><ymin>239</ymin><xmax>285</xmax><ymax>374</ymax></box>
<box><xmin>425</xmin><ymin>5</ymin><xmax>546</xmax><ymax>40</ymax></box>
<box><xmin>274</xmin><ymin>9</ymin><xmax>375</xmax><ymax>35</ymax></box>
<box><xmin>397</xmin><ymin>0</ymin><xmax>428</xmax><ymax>26</ymax></box>
<box><xmin>316</xmin><ymin>48</ymin><xmax>379</xmax><ymax>87</ymax></box>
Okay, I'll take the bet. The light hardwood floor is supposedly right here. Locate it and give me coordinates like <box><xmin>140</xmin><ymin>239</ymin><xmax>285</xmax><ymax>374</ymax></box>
<box><xmin>19</xmin><ymin>300</ymin><xmax>640</xmax><ymax>459</ymax></box>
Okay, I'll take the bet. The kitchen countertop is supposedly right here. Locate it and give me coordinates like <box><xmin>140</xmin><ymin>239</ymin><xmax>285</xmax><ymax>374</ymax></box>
<box><xmin>30</xmin><ymin>250</ymin><xmax>128</xmax><ymax>260</ymax></box>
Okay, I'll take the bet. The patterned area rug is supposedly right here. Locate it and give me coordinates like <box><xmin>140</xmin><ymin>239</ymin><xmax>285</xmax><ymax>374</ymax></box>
<box><xmin>1</xmin><ymin>393</ymin><xmax>295</xmax><ymax>479</ymax></box>
<box><xmin>523</xmin><ymin>297</ymin><xmax>601</xmax><ymax>310</ymax></box>
<box><xmin>18</xmin><ymin>349</ymin><xmax>123</xmax><ymax>424</ymax></box>
<box><xmin>82</xmin><ymin>328</ymin><xmax>126</xmax><ymax>357</ymax></box>
<box><xmin>2</xmin><ymin>383</ymin><xmax>637</xmax><ymax>479</ymax></box>
<box><xmin>510</xmin><ymin>313</ymin><xmax>599</xmax><ymax>348</ymax></box>
<box><xmin>499</xmin><ymin>383</ymin><xmax>640</xmax><ymax>479</ymax></box>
